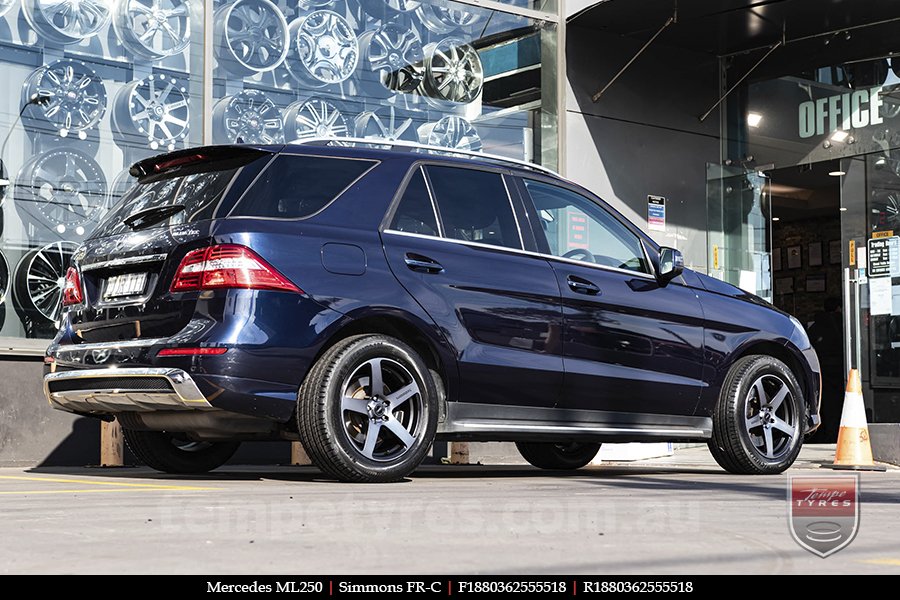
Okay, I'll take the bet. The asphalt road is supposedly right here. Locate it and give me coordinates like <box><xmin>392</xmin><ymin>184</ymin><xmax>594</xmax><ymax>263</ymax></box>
<box><xmin>1</xmin><ymin>445</ymin><xmax>897</xmax><ymax>574</ymax></box>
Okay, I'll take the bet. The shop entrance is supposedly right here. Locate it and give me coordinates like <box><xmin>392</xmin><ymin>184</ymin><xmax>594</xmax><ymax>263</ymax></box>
<box><xmin>768</xmin><ymin>160</ymin><xmax>844</xmax><ymax>441</ymax></box>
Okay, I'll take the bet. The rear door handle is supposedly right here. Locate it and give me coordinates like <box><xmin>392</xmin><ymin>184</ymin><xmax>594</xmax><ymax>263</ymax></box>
<box><xmin>567</xmin><ymin>275</ymin><xmax>600</xmax><ymax>295</ymax></box>
<box><xmin>404</xmin><ymin>253</ymin><xmax>444</xmax><ymax>274</ymax></box>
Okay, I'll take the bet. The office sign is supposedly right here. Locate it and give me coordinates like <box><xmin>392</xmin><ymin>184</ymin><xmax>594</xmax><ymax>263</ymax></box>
<box><xmin>867</xmin><ymin>236</ymin><xmax>900</xmax><ymax>278</ymax></box>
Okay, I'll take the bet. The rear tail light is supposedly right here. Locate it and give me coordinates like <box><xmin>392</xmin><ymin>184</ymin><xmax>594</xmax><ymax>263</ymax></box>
<box><xmin>170</xmin><ymin>244</ymin><xmax>301</xmax><ymax>293</ymax></box>
<box><xmin>157</xmin><ymin>347</ymin><xmax>228</xmax><ymax>357</ymax></box>
<box><xmin>62</xmin><ymin>267</ymin><xmax>84</xmax><ymax>306</ymax></box>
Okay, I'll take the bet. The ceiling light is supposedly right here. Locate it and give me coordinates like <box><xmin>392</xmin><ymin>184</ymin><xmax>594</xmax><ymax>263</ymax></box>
<box><xmin>829</xmin><ymin>170</ymin><xmax>847</xmax><ymax>176</ymax></box>
<box><xmin>772</xmin><ymin>217</ymin><xmax>780</xmax><ymax>221</ymax></box>
<box><xmin>830</xmin><ymin>130</ymin><xmax>849</xmax><ymax>142</ymax></box>
<box><xmin>747</xmin><ymin>112</ymin><xmax>763</xmax><ymax>128</ymax></box>
<box><xmin>839</xmin><ymin>207</ymin><xmax>848</xmax><ymax>211</ymax></box>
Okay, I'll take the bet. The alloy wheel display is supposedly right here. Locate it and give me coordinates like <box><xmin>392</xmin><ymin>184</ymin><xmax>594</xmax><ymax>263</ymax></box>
<box><xmin>214</xmin><ymin>0</ymin><xmax>289</xmax><ymax>76</ymax></box>
<box><xmin>359</xmin><ymin>23</ymin><xmax>424</xmax><ymax>95</ymax></box>
<box><xmin>286</xmin><ymin>11</ymin><xmax>358</xmax><ymax>88</ymax></box>
<box><xmin>354</xmin><ymin>106</ymin><xmax>415</xmax><ymax>143</ymax></box>
<box><xmin>113</xmin><ymin>0</ymin><xmax>192</xmax><ymax>60</ymax></box>
<box><xmin>283</xmin><ymin>98</ymin><xmax>349</xmax><ymax>142</ymax></box>
<box><xmin>422</xmin><ymin>37</ymin><xmax>483</xmax><ymax>104</ymax></box>
<box><xmin>14</xmin><ymin>241</ymin><xmax>79</xmax><ymax>323</ymax></box>
<box><xmin>23</xmin><ymin>0</ymin><xmax>112</xmax><ymax>44</ymax></box>
<box><xmin>213</xmin><ymin>89</ymin><xmax>284</xmax><ymax>143</ymax></box>
<box><xmin>112</xmin><ymin>74</ymin><xmax>190</xmax><ymax>151</ymax></box>
<box><xmin>14</xmin><ymin>148</ymin><xmax>108</xmax><ymax>233</ymax></box>
<box><xmin>415</xmin><ymin>1</ymin><xmax>483</xmax><ymax>34</ymax></box>
<box><xmin>22</xmin><ymin>59</ymin><xmax>107</xmax><ymax>139</ymax></box>
<box><xmin>0</xmin><ymin>0</ymin><xmax>15</xmax><ymax>18</ymax></box>
<box><xmin>359</xmin><ymin>0</ymin><xmax>421</xmax><ymax>17</ymax></box>
<box><xmin>0</xmin><ymin>250</ymin><xmax>8</xmax><ymax>306</ymax></box>
<box><xmin>420</xmin><ymin>115</ymin><xmax>481</xmax><ymax>151</ymax></box>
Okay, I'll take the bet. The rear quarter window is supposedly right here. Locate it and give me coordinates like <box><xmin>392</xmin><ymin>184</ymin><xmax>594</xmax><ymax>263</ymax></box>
<box><xmin>231</xmin><ymin>154</ymin><xmax>376</xmax><ymax>219</ymax></box>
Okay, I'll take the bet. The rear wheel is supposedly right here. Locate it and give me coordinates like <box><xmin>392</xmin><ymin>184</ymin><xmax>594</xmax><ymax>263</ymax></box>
<box><xmin>297</xmin><ymin>334</ymin><xmax>438</xmax><ymax>483</ymax></box>
<box><xmin>708</xmin><ymin>355</ymin><xmax>805</xmax><ymax>474</ymax></box>
<box><xmin>516</xmin><ymin>441</ymin><xmax>601</xmax><ymax>470</ymax></box>
<box><xmin>123</xmin><ymin>428</ymin><xmax>240</xmax><ymax>474</ymax></box>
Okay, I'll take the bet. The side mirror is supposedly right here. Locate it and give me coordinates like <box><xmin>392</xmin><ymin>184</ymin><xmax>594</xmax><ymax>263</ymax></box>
<box><xmin>658</xmin><ymin>247</ymin><xmax>684</xmax><ymax>285</ymax></box>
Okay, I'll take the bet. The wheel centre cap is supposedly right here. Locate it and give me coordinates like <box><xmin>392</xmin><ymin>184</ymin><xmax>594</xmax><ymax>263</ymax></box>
<box><xmin>367</xmin><ymin>397</ymin><xmax>389</xmax><ymax>420</ymax></box>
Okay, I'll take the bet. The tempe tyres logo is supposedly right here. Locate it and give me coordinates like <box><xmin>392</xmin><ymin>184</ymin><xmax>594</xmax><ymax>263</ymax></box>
<box><xmin>788</xmin><ymin>475</ymin><xmax>859</xmax><ymax>558</ymax></box>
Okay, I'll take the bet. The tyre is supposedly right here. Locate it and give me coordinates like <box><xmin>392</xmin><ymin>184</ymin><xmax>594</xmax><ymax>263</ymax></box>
<box><xmin>123</xmin><ymin>428</ymin><xmax>240</xmax><ymax>474</ymax></box>
<box><xmin>516</xmin><ymin>441</ymin><xmax>601</xmax><ymax>470</ymax></box>
<box><xmin>708</xmin><ymin>355</ymin><xmax>805</xmax><ymax>474</ymax></box>
<box><xmin>297</xmin><ymin>334</ymin><xmax>438</xmax><ymax>483</ymax></box>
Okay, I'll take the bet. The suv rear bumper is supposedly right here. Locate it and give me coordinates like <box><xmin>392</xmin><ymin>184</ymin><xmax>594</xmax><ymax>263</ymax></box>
<box><xmin>43</xmin><ymin>367</ymin><xmax>213</xmax><ymax>414</ymax></box>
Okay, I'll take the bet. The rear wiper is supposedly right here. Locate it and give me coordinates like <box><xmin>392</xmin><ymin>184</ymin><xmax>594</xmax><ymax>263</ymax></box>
<box><xmin>123</xmin><ymin>204</ymin><xmax>185</xmax><ymax>230</ymax></box>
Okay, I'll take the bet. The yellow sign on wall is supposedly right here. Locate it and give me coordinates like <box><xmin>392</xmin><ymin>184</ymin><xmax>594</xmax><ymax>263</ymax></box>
<box><xmin>849</xmin><ymin>239</ymin><xmax>856</xmax><ymax>266</ymax></box>
<box><xmin>713</xmin><ymin>245</ymin><xmax>719</xmax><ymax>270</ymax></box>
<box><xmin>872</xmin><ymin>230</ymin><xmax>894</xmax><ymax>239</ymax></box>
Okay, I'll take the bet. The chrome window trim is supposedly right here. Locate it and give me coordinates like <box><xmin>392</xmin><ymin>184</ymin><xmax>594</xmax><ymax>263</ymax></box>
<box><xmin>80</xmin><ymin>254</ymin><xmax>168</xmax><ymax>272</ymax></box>
<box><xmin>382</xmin><ymin>228</ymin><xmax>657</xmax><ymax>280</ymax></box>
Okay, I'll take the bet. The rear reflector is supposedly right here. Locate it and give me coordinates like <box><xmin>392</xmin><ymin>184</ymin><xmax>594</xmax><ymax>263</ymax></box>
<box><xmin>157</xmin><ymin>347</ymin><xmax>228</xmax><ymax>357</ymax></box>
<box><xmin>170</xmin><ymin>244</ymin><xmax>301</xmax><ymax>293</ymax></box>
<box><xmin>62</xmin><ymin>267</ymin><xmax>84</xmax><ymax>306</ymax></box>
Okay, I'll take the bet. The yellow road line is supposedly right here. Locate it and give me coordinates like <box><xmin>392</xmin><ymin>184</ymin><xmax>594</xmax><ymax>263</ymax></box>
<box><xmin>859</xmin><ymin>558</ymin><xmax>900</xmax><ymax>567</ymax></box>
<box><xmin>0</xmin><ymin>475</ymin><xmax>213</xmax><ymax>490</ymax></box>
<box><xmin>0</xmin><ymin>487</ymin><xmax>215</xmax><ymax>495</ymax></box>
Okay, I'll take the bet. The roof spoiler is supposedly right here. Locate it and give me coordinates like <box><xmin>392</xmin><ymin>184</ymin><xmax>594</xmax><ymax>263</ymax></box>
<box><xmin>129</xmin><ymin>145</ymin><xmax>279</xmax><ymax>178</ymax></box>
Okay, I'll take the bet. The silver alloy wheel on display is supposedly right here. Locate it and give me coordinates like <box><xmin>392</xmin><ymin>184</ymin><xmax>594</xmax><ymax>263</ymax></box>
<box><xmin>113</xmin><ymin>0</ymin><xmax>191</xmax><ymax>60</ymax></box>
<box><xmin>359</xmin><ymin>0</ymin><xmax>421</xmax><ymax>17</ymax></box>
<box><xmin>415</xmin><ymin>1</ymin><xmax>483</xmax><ymax>35</ymax></box>
<box><xmin>360</xmin><ymin>23</ymin><xmax>424</xmax><ymax>95</ymax></box>
<box><xmin>14</xmin><ymin>148</ymin><xmax>107</xmax><ymax>231</ymax></box>
<box><xmin>354</xmin><ymin>106</ymin><xmax>415</xmax><ymax>143</ymax></box>
<box><xmin>214</xmin><ymin>0</ymin><xmax>289</xmax><ymax>76</ymax></box>
<box><xmin>14</xmin><ymin>241</ymin><xmax>78</xmax><ymax>322</ymax></box>
<box><xmin>284</xmin><ymin>98</ymin><xmax>349</xmax><ymax>142</ymax></box>
<box><xmin>0</xmin><ymin>0</ymin><xmax>15</xmax><ymax>18</ymax></box>
<box><xmin>112</xmin><ymin>74</ymin><xmax>189</xmax><ymax>151</ymax></box>
<box><xmin>22</xmin><ymin>60</ymin><xmax>107</xmax><ymax>139</ymax></box>
<box><xmin>286</xmin><ymin>11</ymin><xmax>358</xmax><ymax>87</ymax></box>
<box><xmin>422</xmin><ymin>37</ymin><xmax>483</xmax><ymax>104</ymax></box>
<box><xmin>420</xmin><ymin>115</ymin><xmax>481</xmax><ymax>151</ymax></box>
<box><xmin>743</xmin><ymin>374</ymin><xmax>797</xmax><ymax>460</ymax></box>
<box><xmin>340</xmin><ymin>357</ymin><xmax>425</xmax><ymax>462</ymax></box>
<box><xmin>23</xmin><ymin>0</ymin><xmax>111</xmax><ymax>44</ymax></box>
<box><xmin>0</xmin><ymin>250</ymin><xmax>8</xmax><ymax>306</ymax></box>
<box><xmin>212</xmin><ymin>89</ymin><xmax>284</xmax><ymax>144</ymax></box>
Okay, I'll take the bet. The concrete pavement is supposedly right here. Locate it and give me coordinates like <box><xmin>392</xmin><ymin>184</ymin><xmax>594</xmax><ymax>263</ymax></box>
<box><xmin>0</xmin><ymin>445</ymin><xmax>897</xmax><ymax>574</ymax></box>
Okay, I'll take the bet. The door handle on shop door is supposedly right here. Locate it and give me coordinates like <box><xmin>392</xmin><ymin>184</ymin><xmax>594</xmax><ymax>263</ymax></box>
<box><xmin>404</xmin><ymin>253</ymin><xmax>444</xmax><ymax>274</ymax></box>
<box><xmin>567</xmin><ymin>275</ymin><xmax>600</xmax><ymax>295</ymax></box>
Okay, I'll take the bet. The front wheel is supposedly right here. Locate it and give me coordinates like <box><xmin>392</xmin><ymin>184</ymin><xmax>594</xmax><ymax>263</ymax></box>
<box><xmin>516</xmin><ymin>441</ymin><xmax>601</xmax><ymax>470</ymax></box>
<box><xmin>123</xmin><ymin>428</ymin><xmax>240</xmax><ymax>473</ymax></box>
<box><xmin>708</xmin><ymin>355</ymin><xmax>805</xmax><ymax>474</ymax></box>
<box><xmin>297</xmin><ymin>335</ymin><xmax>438</xmax><ymax>483</ymax></box>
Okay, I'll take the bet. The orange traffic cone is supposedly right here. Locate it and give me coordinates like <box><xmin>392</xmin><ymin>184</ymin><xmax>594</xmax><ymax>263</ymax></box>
<box><xmin>831</xmin><ymin>369</ymin><xmax>886</xmax><ymax>471</ymax></box>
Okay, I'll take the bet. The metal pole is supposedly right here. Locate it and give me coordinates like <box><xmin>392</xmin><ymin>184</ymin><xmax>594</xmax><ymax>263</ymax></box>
<box><xmin>853</xmin><ymin>268</ymin><xmax>863</xmax><ymax>376</ymax></box>
<box><xmin>843</xmin><ymin>267</ymin><xmax>852</xmax><ymax>369</ymax></box>
<box><xmin>698</xmin><ymin>41</ymin><xmax>783</xmax><ymax>122</ymax></box>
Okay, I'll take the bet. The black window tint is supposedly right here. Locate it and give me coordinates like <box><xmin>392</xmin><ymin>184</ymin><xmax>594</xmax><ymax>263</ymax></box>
<box><xmin>425</xmin><ymin>166</ymin><xmax>520</xmax><ymax>250</ymax></box>
<box><xmin>390</xmin><ymin>167</ymin><xmax>439</xmax><ymax>236</ymax></box>
<box><xmin>234</xmin><ymin>155</ymin><xmax>374</xmax><ymax>219</ymax></box>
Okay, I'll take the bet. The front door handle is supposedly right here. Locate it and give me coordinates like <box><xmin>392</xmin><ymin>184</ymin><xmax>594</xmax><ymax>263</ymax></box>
<box><xmin>404</xmin><ymin>253</ymin><xmax>444</xmax><ymax>274</ymax></box>
<box><xmin>567</xmin><ymin>275</ymin><xmax>600</xmax><ymax>295</ymax></box>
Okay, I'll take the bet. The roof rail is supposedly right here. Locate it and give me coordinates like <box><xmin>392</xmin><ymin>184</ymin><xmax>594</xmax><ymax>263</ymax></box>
<box><xmin>289</xmin><ymin>136</ymin><xmax>558</xmax><ymax>176</ymax></box>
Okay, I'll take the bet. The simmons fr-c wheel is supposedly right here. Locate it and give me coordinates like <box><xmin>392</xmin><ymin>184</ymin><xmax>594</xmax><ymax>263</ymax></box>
<box><xmin>297</xmin><ymin>335</ymin><xmax>438</xmax><ymax>483</ymax></box>
<box><xmin>708</xmin><ymin>355</ymin><xmax>805</xmax><ymax>474</ymax></box>
<box><xmin>516</xmin><ymin>442</ymin><xmax>601</xmax><ymax>470</ymax></box>
<box><xmin>112</xmin><ymin>74</ymin><xmax>190</xmax><ymax>151</ymax></box>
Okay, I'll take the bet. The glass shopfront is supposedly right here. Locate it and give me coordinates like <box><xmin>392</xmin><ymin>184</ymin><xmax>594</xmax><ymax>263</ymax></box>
<box><xmin>0</xmin><ymin>0</ymin><xmax>559</xmax><ymax>351</ymax></box>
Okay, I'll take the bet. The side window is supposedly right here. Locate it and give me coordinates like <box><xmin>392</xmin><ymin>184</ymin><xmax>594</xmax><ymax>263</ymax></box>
<box><xmin>233</xmin><ymin>155</ymin><xmax>374</xmax><ymax>219</ymax></box>
<box><xmin>389</xmin><ymin>167</ymin><xmax>439</xmax><ymax>236</ymax></box>
<box><xmin>425</xmin><ymin>165</ymin><xmax>521</xmax><ymax>250</ymax></box>
<box><xmin>523</xmin><ymin>179</ymin><xmax>650</xmax><ymax>274</ymax></box>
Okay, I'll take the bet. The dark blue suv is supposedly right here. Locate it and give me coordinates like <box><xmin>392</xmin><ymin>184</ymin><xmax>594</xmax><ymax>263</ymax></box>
<box><xmin>43</xmin><ymin>141</ymin><xmax>821</xmax><ymax>482</ymax></box>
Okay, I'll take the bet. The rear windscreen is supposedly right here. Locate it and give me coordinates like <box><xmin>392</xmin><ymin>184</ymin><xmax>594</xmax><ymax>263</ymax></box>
<box><xmin>230</xmin><ymin>154</ymin><xmax>376</xmax><ymax>219</ymax></box>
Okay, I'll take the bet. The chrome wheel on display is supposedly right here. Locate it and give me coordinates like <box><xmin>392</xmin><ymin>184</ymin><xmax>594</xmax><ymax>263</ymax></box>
<box><xmin>742</xmin><ymin>374</ymin><xmax>798</xmax><ymax>461</ymax></box>
<box><xmin>284</xmin><ymin>98</ymin><xmax>349</xmax><ymax>142</ymax></box>
<box><xmin>422</xmin><ymin>37</ymin><xmax>483</xmax><ymax>104</ymax></box>
<box><xmin>285</xmin><ymin>11</ymin><xmax>358</xmax><ymax>88</ymax></box>
<box><xmin>214</xmin><ymin>0</ymin><xmax>288</xmax><ymax>76</ymax></box>
<box><xmin>14</xmin><ymin>148</ymin><xmax>107</xmax><ymax>233</ymax></box>
<box><xmin>354</xmin><ymin>106</ymin><xmax>415</xmax><ymax>143</ymax></box>
<box><xmin>213</xmin><ymin>89</ymin><xmax>283</xmax><ymax>144</ymax></box>
<box><xmin>112</xmin><ymin>74</ymin><xmax>189</xmax><ymax>151</ymax></box>
<box><xmin>0</xmin><ymin>0</ymin><xmax>16</xmax><ymax>18</ymax></box>
<box><xmin>339</xmin><ymin>357</ymin><xmax>425</xmax><ymax>462</ymax></box>
<box><xmin>23</xmin><ymin>0</ymin><xmax>111</xmax><ymax>44</ymax></box>
<box><xmin>22</xmin><ymin>60</ymin><xmax>107</xmax><ymax>139</ymax></box>
<box><xmin>415</xmin><ymin>1</ymin><xmax>483</xmax><ymax>34</ymax></box>
<box><xmin>14</xmin><ymin>241</ymin><xmax>78</xmax><ymax>323</ymax></box>
<box><xmin>113</xmin><ymin>0</ymin><xmax>191</xmax><ymax>60</ymax></box>
<box><xmin>420</xmin><ymin>115</ymin><xmax>481</xmax><ymax>151</ymax></box>
<box><xmin>0</xmin><ymin>250</ymin><xmax>8</xmax><ymax>306</ymax></box>
<box><xmin>359</xmin><ymin>0</ymin><xmax>421</xmax><ymax>17</ymax></box>
<box><xmin>359</xmin><ymin>24</ymin><xmax>424</xmax><ymax>95</ymax></box>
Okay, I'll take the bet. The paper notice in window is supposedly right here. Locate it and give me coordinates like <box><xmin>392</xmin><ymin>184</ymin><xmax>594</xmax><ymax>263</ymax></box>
<box><xmin>869</xmin><ymin>276</ymin><xmax>892</xmax><ymax>316</ymax></box>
